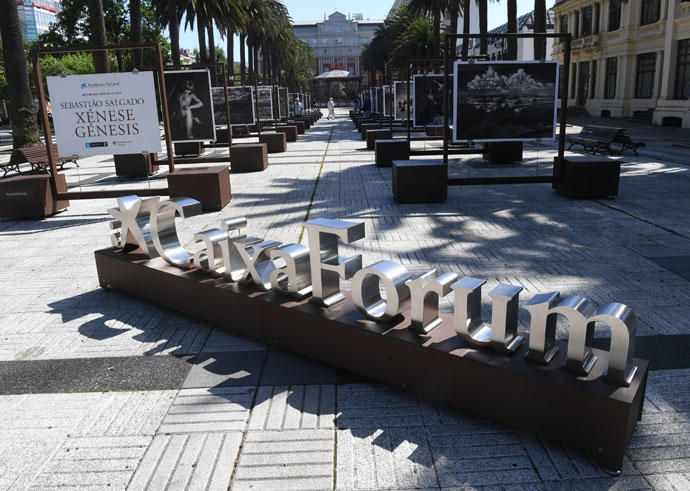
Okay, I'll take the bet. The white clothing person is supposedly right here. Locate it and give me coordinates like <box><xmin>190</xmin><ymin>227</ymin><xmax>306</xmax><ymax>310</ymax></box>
<box><xmin>327</xmin><ymin>98</ymin><xmax>335</xmax><ymax>119</ymax></box>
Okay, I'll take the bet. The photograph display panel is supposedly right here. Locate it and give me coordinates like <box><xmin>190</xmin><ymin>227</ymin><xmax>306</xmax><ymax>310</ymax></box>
<box><xmin>369</xmin><ymin>88</ymin><xmax>375</xmax><ymax>112</ymax></box>
<box><xmin>453</xmin><ymin>61</ymin><xmax>559</xmax><ymax>142</ymax></box>
<box><xmin>376</xmin><ymin>87</ymin><xmax>384</xmax><ymax>115</ymax></box>
<box><xmin>288</xmin><ymin>93</ymin><xmax>296</xmax><ymax>115</ymax></box>
<box><xmin>211</xmin><ymin>87</ymin><xmax>227</xmax><ymax>126</ymax></box>
<box><xmin>394</xmin><ymin>81</ymin><xmax>409</xmax><ymax>121</ymax></box>
<box><xmin>165</xmin><ymin>69</ymin><xmax>216</xmax><ymax>142</ymax></box>
<box><xmin>382</xmin><ymin>85</ymin><xmax>388</xmax><ymax>116</ymax></box>
<box><xmin>278</xmin><ymin>88</ymin><xmax>289</xmax><ymax>119</ymax></box>
<box><xmin>412</xmin><ymin>74</ymin><xmax>453</xmax><ymax>127</ymax></box>
<box><xmin>256</xmin><ymin>86</ymin><xmax>274</xmax><ymax>121</ymax></box>
<box><xmin>227</xmin><ymin>86</ymin><xmax>255</xmax><ymax>125</ymax></box>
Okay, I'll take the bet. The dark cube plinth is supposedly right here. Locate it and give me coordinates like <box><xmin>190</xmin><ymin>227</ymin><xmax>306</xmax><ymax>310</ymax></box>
<box><xmin>216</xmin><ymin>128</ymin><xmax>229</xmax><ymax>143</ymax></box>
<box><xmin>114</xmin><ymin>153</ymin><xmax>158</xmax><ymax>177</ymax></box>
<box><xmin>174</xmin><ymin>142</ymin><xmax>203</xmax><ymax>157</ymax></box>
<box><xmin>296</xmin><ymin>117</ymin><xmax>311</xmax><ymax>130</ymax></box>
<box><xmin>0</xmin><ymin>173</ymin><xmax>69</xmax><ymax>219</ymax></box>
<box><xmin>553</xmin><ymin>156</ymin><xmax>621</xmax><ymax>199</ymax></box>
<box><xmin>276</xmin><ymin>125</ymin><xmax>298</xmax><ymax>142</ymax></box>
<box><xmin>366</xmin><ymin>129</ymin><xmax>393</xmax><ymax>150</ymax></box>
<box><xmin>287</xmin><ymin>120</ymin><xmax>305</xmax><ymax>134</ymax></box>
<box><xmin>483</xmin><ymin>142</ymin><xmax>524</xmax><ymax>164</ymax></box>
<box><xmin>167</xmin><ymin>166</ymin><xmax>231</xmax><ymax>211</ymax></box>
<box><xmin>231</xmin><ymin>125</ymin><xmax>249</xmax><ymax>138</ymax></box>
<box><xmin>375</xmin><ymin>139</ymin><xmax>410</xmax><ymax>167</ymax></box>
<box><xmin>426</xmin><ymin>125</ymin><xmax>450</xmax><ymax>138</ymax></box>
<box><xmin>230</xmin><ymin>143</ymin><xmax>268</xmax><ymax>172</ymax></box>
<box><xmin>259</xmin><ymin>132</ymin><xmax>287</xmax><ymax>153</ymax></box>
<box><xmin>360</xmin><ymin>123</ymin><xmax>381</xmax><ymax>140</ymax></box>
<box><xmin>393</xmin><ymin>159</ymin><xmax>447</xmax><ymax>203</ymax></box>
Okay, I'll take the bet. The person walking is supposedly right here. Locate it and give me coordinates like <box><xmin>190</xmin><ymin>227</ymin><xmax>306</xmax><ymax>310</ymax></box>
<box><xmin>295</xmin><ymin>97</ymin><xmax>303</xmax><ymax>116</ymax></box>
<box><xmin>327</xmin><ymin>97</ymin><xmax>335</xmax><ymax>120</ymax></box>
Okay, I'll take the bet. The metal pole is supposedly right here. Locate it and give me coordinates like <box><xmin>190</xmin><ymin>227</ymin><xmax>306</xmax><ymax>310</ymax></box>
<box><xmin>156</xmin><ymin>43</ymin><xmax>175</xmax><ymax>173</ymax></box>
<box><xmin>32</xmin><ymin>50</ymin><xmax>59</xmax><ymax>197</ymax></box>
<box><xmin>223</xmin><ymin>62</ymin><xmax>233</xmax><ymax>150</ymax></box>
<box><xmin>406</xmin><ymin>64</ymin><xmax>411</xmax><ymax>142</ymax></box>
<box><xmin>557</xmin><ymin>34</ymin><xmax>571</xmax><ymax>165</ymax></box>
<box><xmin>442</xmin><ymin>35</ymin><xmax>450</xmax><ymax>166</ymax></box>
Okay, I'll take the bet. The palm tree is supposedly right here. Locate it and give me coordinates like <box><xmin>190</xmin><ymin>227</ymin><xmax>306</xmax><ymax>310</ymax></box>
<box><xmin>477</xmin><ymin>0</ymin><xmax>487</xmax><ymax>55</ymax></box>
<box><xmin>0</xmin><ymin>0</ymin><xmax>39</xmax><ymax>148</ymax></box>
<box><xmin>131</xmin><ymin>0</ymin><xmax>143</xmax><ymax>68</ymax></box>
<box><xmin>87</xmin><ymin>0</ymin><xmax>109</xmax><ymax>72</ymax></box>
<box><xmin>533</xmin><ymin>0</ymin><xmax>547</xmax><ymax>60</ymax></box>
<box><xmin>507</xmin><ymin>0</ymin><xmax>518</xmax><ymax>60</ymax></box>
<box><xmin>448</xmin><ymin>0</ymin><xmax>459</xmax><ymax>56</ymax></box>
<box><xmin>407</xmin><ymin>0</ymin><xmax>449</xmax><ymax>58</ymax></box>
<box><xmin>461</xmin><ymin>0</ymin><xmax>471</xmax><ymax>58</ymax></box>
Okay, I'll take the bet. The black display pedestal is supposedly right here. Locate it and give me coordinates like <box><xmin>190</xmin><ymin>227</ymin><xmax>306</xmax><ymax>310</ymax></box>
<box><xmin>0</xmin><ymin>173</ymin><xmax>69</xmax><ymax>219</ymax></box>
<box><xmin>174</xmin><ymin>142</ymin><xmax>203</xmax><ymax>157</ymax></box>
<box><xmin>168</xmin><ymin>166</ymin><xmax>231</xmax><ymax>211</ymax></box>
<box><xmin>366</xmin><ymin>129</ymin><xmax>393</xmax><ymax>150</ymax></box>
<box><xmin>483</xmin><ymin>142</ymin><xmax>523</xmax><ymax>164</ymax></box>
<box><xmin>114</xmin><ymin>153</ymin><xmax>158</xmax><ymax>177</ymax></box>
<box><xmin>553</xmin><ymin>156</ymin><xmax>621</xmax><ymax>198</ymax></box>
<box><xmin>230</xmin><ymin>144</ymin><xmax>268</xmax><ymax>172</ymax></box>
<box><xmin>392</xmin><ymin>159</ymin><xmax>447</xmax><ymax>203</ymax></box>
<box><xmin>375</xmin><ymin>140</ymin><xmax>410</xmax><ymax>167</ymax></box>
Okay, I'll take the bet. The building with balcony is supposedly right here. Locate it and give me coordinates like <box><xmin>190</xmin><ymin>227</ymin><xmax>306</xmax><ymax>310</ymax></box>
<box><xmin>16</xmin><ymin>0</ymin><xmax>61</xmax><ymax>42</ymax></box>
<box><xmin>292</xmin><ymin>11</ymin><xmax>382</xmax><ymax>80</ymax></box>
<box><xmin>552</xmin><ymin>0</ymin><xmax>690</xmax><ymax>127</ymax></box>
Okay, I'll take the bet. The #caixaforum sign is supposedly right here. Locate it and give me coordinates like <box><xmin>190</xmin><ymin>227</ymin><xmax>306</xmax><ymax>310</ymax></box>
<box><xmin>47</xmin><ymin>72</ymin><xmax>161</xmax><ymax>157</ymax></box>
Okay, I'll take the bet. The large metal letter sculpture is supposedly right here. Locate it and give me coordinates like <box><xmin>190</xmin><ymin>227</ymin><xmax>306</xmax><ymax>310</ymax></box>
<box><xmin>452</xmin><ymin>277</ymin><xmax>524</xmax><ymax>353</ymax></box>
<box><xmin>269</xmin><ymin>244</ymin><xmax>313</xmax><ymax>298</ymax></box>
<box><xmin>526</xmin><ymin>293</ymin><xmax>637</xmax><ymax>385</ymax></box>
<box><xmin>150</xmin><ymin>198</ymin><xmax>203</xmax><ymax>268</ymax></box>
<box><xmin>108</xmin><ymin>196</ymin><xmax>202</xmax><ymax>267</ymax></box>
<box><xmin>305</xmin><ymin>218</ymin><xmax>365</xmax><ymax>307</ymax></box>
<box><xmin>108</xmin><ymin>196</ymin><xmax>161</xmax><ymax>256</ymax></box>
<box><xmin>352</xmin><ymin>260</ymin><xmax>413</xmax><ymax>321</ymax></box>
<box><xmin>234</xmin><ymin>238</ymin><xmax>282</xmax><ymax>291</ymax></box>
<box><xmin>192</xmin><ymin>217</ymin><xmax>247</xmax><ymax>277</ymax></box>
<box><xmin>405</xmin><ymin>270</ymin><xmax>458</xmax><ymax>333</ymax></box>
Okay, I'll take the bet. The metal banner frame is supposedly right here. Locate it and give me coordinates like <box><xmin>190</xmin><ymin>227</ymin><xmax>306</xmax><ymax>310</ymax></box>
<box><xmin>33</xmin><ymin>43</ymin><xmax>174</xmax><ymax>200</ymax></box>
<box><xmin>442</xmin><ymin>32</ymin><xmax>572</xmax><ymax>186</ymax></box>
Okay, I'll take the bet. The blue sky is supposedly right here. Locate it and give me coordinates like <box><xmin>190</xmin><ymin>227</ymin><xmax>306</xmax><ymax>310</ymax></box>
<box><xmin>177</xmin><ymin>0</ymin><xmax>554</xmax><ymax>55</ymax></box>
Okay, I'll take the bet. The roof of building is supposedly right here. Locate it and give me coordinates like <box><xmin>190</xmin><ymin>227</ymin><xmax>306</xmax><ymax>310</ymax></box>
<box><xmin>488</xmin><ymin>9</ymin><xmax>555</xmax><ymax>34</ymax></box>
<box><xmin>314</xmin><ymin>69</ymin><xmax>358</xmax><ymax>79</ymax></box>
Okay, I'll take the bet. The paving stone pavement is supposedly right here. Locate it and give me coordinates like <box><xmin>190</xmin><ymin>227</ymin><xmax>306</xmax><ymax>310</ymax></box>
<box><xmin>0</xmin><ymin>109</ymin><xmax>690</xmax><ymax>489</ymax></box>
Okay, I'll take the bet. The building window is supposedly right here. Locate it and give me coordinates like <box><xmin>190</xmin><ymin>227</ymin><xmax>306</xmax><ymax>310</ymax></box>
<box><xmin>608</xmin><ymin>0</ymin><xmax>621</xmax><ymax>31</ymax></box>
<box><xmin>559</xmin><ymin>15</ymin><xmax>568</xmax><ymax>33</ymax></box>
<box><xmin>640</xmin><ymin>0</ymin><xmax>660</xmax><ymax>25</ymax></box>
<box><xmin>594</xmin><ymin>4</ymin><xmax>600</xmax><ymax>34</ymax></box>
<box><xmin>571</xmin><ymin>63</ymin><xmax>577</xmax><ymax>98</ymax></box>
<box><xmin>605</xmin><ymin>57</ymin><xmax>617</xmax><ymax>98</ymax></box>
<box><xmin>574</xmin><ymin>11</ymin><xmax>580</xmax><ymax>37</ymax></box>
<box><xmin>591</xmin><ymin>60</ymin><xmax>598</xmax><ymax>98</ymax></box>
<box><xmin>635</xmin><ymin>53</ymin><xmax>656</xmax><ymax>98</ymax></box>
<box><xmin>675</xmin><ymin>39</ymin><xmax>690</xmax><ymax>100</ymax></box>
<box><xmin>582</xmin><ymin>6</ymin><xmax>593</xmax><ymax>36</ymax></box>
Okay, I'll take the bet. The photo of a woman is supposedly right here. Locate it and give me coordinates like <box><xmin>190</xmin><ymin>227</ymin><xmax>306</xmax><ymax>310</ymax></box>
<box><xmin>165</xmin><ymin>70</ymin><xmax>216</xmax><ymax>143</ymax></box>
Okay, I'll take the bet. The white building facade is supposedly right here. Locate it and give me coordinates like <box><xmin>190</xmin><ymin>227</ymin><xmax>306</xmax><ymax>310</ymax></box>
<box><xmin>292</xmin><ymin>11</ymin><xmax>382</xmax><ymax>79</ymax></box>
<box><xmin>552</xmin><ymin>0</ymin><xmax>690</xmax><ymax>127</ymax></box>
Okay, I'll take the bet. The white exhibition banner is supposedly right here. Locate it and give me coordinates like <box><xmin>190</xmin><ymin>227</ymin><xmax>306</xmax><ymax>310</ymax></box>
<box><xmin>47</xmin><ymin>72</ymin><xmax>161</xmax><ymax>157</ymax></box>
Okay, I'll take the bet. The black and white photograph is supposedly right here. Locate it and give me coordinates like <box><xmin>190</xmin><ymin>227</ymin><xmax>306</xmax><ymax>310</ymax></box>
<box><xmin>382</xmin><ymin>85</ymin><xmax>390</xmax><ymax>116</ymax></box>
<box><xmin>394</xmin><ymin>81</ymin><xmax>409</xmax><ymax>121</ymax></box>
<box><xmin>211</xmin><ymin>87</ymin><xmax>228</xmax><ymax>126</ymax></box>
<box><xmin>288</xmin><ymin>92</ymin><xmax>296</xmax><ymax>115</ymax></box>
<box><xmin>228</xmin><ymin>86</ymin><xmax>255</xmax><ymax>125</ymax></box>
<box><xmin>376</xmin><ymin>87</ymin><xmax>384</xmax><ymax>116</ymax></box>
<box><xmin>453</xmin><ymin>61</ymin><xmax>559</xmax><ymax>142</ymax></box>
<box><xmin>165</xmin><ymin>69</ymin><xmax>216</xmax><ymax>142</ymax></box>
<box><xmin>278</xmin><ymin>87</ymin><xmax>289</xmax><ymax>119</ymax></box>
<box><xmin>413</xmin><ymin>74</ymin><xmax>453</xmax><ymax>127</ymax></box>
<box><xmin>256</xmin><ymin>86</ymin><xmax>274</xmax><ymax>121</ymax></box>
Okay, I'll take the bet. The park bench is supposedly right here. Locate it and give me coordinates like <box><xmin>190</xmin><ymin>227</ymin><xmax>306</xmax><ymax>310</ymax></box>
<box><xmin>2</xmin><ymin>144</ymin><xmax>77</xmax><ymax>177</ymax></box>
<box><xmin>568</xmin><ymin>125</ymin><xmax>645</xmax><ymax>156</ymax></box>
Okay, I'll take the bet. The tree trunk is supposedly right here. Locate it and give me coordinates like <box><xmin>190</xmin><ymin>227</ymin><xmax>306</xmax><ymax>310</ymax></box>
<box><xmin>0</xmin><ymin>0</ymin><xmax>39</xmax><ymax>148</ymax></box>
<box><xmin>131</xmin><ymin>0</ymin><xmax>142</xmax><ymax>68</ymax></box>
<box><xmin>239</xmin><ymin>32</ymin><xmax>246</xmax><ymax>84</ymax></box>
<box><xmin>533</xmin><ymin>0</ymin><xmax>547</xmax><ymax>60</ymax></box>
<box><xmin>507</xmin><ymin>0</ymin><xmax>518</xmax><ymax>60</ymax></box>
<box><xmin>253</xmin><ymin>44</ymin><xmax>259</xmax><ymax>81</ymax></box>
<box><xmin>479</xmin><ymin>0</ymin><xmax>488</xmax><ymax>55</ymax></box>
<box><xmin>87</xmin><ymin>0</ymin><xmax>109</xmax><ymax>72</ymax></box>
<box><xmin>462</xmin><ymin>0</ymin><xmax>471</xmax><ymax>58</ymax></box>
<box><xmin>197</xmin><ymin>12</ymin><xmax>207</xmax><ymax>62</ymax></box>
<box><xmin>227</xmin><ymin>31</ymin><xmax>234</xmax><ymax>78</ymax></box>
<box><xmin>207</xmin><ymin>19</ymin><xmax>216</xmax><ymax>63</ymax></box>
<box><xmin>167</xmin><ymin>0</ymin><xmax>180</xmax><ymax>66</ymax></box>
<box><xmin>432</xmin><ymin>8</ymin><xmax>441</xmax><ymax>59</ymax></box>
<box><xmin>247</xmin><ymin>35</ymin><xmax>254</xmax><ymax>74</ymax></box>
<box><xmin>449</xmin><ymin>1</ymin><xmax>459</xmax><ymax>57</ymax></box>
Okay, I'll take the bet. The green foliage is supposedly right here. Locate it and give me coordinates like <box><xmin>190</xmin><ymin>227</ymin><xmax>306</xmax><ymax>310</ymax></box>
<box><xmin>0</xmin><ymin>41</ymin><xmax>7</xmax><ymax>100</ymax></box>
<box><xmin>39</xmin><ymin>53</ymin><xmax>95</xmax><ymax>77</ymax></box>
